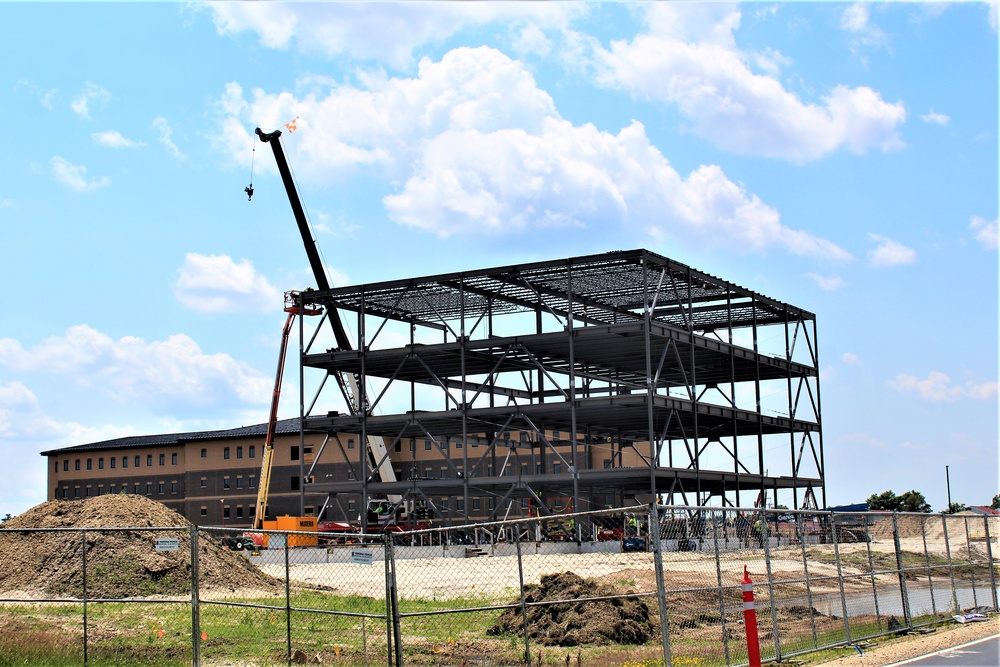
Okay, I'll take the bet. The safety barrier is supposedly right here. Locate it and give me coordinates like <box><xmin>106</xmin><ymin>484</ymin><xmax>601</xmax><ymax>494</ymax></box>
<box><xmin>1</xmin><ymin>507</ymin><xmax>996</xmax><ymax>666</ymax></box>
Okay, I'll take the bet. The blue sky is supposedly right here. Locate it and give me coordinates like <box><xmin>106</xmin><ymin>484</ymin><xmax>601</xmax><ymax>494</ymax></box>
<box><xmin>0</xmin><ymin>2</ymin><xmax>996</xmax><ymax>517</ymax></box>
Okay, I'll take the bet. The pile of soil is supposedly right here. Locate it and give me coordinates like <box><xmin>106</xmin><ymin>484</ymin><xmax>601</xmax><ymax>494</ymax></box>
<box><xmin>488</xmin><ymin>571</ymin><xmax>655</xmax><ymax>647</ymax></box>
<box><xmin>0</xmin><ymin>495</ymin><xmax>280</xmax><ymax>599</ymax></box>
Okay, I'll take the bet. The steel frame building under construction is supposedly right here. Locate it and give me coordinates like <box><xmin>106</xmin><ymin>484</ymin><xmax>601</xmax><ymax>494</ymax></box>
<box><xmin>294</xmin><ymin>248</ymin><xmax>824</xmax><ymax>526</ymax></box>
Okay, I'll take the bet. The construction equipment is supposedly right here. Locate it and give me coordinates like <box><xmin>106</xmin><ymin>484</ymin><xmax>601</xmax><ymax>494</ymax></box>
<box><xmin>252</xmin><ymin>291</ymin><xmax>321</xmax><ymax>529</ymax></box>
<box><xmin>253</xmin><ymin>126</ymin><xmax>400</xmax><ymax>529</ymax></box>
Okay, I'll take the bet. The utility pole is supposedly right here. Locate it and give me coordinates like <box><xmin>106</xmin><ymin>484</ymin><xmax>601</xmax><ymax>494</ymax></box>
<box><xmin>945</xmin><ymin>465</ymin><xmax>952</xmax><ymax>511</ymax></box>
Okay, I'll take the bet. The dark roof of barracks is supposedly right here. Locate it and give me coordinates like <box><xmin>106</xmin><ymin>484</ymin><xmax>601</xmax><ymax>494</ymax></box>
<box><xmin>40</xmin><ymin>417</ymin><xmax>306</xmax><ymax>456</ymax></box>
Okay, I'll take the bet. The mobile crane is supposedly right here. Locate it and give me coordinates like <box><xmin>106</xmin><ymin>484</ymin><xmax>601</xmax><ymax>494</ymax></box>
<box><xmin>252</xmin><ymin>126</ymin><xmax>401</xmax><ymax>532</ymax></box>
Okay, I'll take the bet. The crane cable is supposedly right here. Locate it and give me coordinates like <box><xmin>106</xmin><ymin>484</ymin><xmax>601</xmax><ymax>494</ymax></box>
<box><xmin>245</xmin><ymin>136</ymin><xmax>256</xmax><ymax>201</ymax></box>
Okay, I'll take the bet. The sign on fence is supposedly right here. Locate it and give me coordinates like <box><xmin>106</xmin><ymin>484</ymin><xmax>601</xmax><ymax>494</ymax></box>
<box><xmin>155</xmin><ymin>537</ymin><xmax>179</xmax><ymax>551</ymax></box>
<box><xmin>350</xmin><ymin>549</ymin><xmax>373</xmax><ymax>565</ymax></box>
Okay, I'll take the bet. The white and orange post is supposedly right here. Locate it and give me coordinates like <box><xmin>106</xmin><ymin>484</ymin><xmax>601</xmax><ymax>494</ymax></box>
<box><xmin>742</xmin><ymin>565</ymin><xmax>762</xmax><ymax>667</ymax></box>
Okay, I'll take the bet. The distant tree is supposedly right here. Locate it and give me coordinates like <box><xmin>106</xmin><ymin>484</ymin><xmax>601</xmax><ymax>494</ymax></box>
<box><xmin>992</xmin><ymin>494</ymin><xmax>1000</xmax><ymax>510</ymax></box>
<box><xmin>866</xmin><ymin>490</ymin><xmax>931</xmax><ymax>513</ymax></box>
<box><xmin>944</xmin><ymin>502</ymin><xmax>969</xmax><ymax>514</ymax></box>
<box><xmin>0</xmin><ymin>513</ymin><xmax>12</xmax><ymax>524</ymax></box>
<box><xmin>899</xmin><ymin>490</ymin><xmax>931</xmax><ymax>513</ymax></box>
<box><xmin>867</xmin><ymin>490</ymin><xmax>903</xmax><ymax>512</ymax></box>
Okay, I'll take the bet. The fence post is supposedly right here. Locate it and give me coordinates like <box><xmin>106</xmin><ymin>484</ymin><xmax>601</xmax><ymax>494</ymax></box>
<box><xmin>385</xmin><ymin>534</ymin><xmax>403</xmax><ymax>667</ymax></box>
<box><xmin>962</xmin><ymin>517</ymin><xmax>980</xmax><ymax>609</ymax></box>
<box><xmin>919</xmin><ymin>515</ymin><xmax>940</xmax><ymax>620</ymax></box>
<box><xmin>649</xmin><ymin>503</ymin><xmax>672</xmax><ymax>667</ymax></box>
<box><xmin>285</xmin><ymin>534</ymin><xmax>292</xmax><ymax>667</ymax></box>
<box><xmin>514</xmin><ymin>522</ymin><xmax>531</xmax><ymax>666</ymax></box>
<box><xmin>741</xmin><ymin>565</ymin><xmax>761</xmax><ymax>667</ymax></box>
<box><xmin>862</xmin><ymin>514</ymin><xmax>883</xmax><ymax>631</ymax></box>
<box><xmin>760</xmin><ymin>511</ymin><xmax>782</xmax><ymax>662</ymax></box>
<box><xmin>190</xmin><ymin>525</ymin><xmax>201</xmax><ymax>667</ymax></box>
<box><xmin>82</xmin><ymin>529</ymin><xmax>89</xmax><ymax>666</ymax></box>
<box><xmin>982</xmin><ymin>515</ymin><xmax>998</xmax><ymax>611</ymax></box>
<box><xmin>891</xmin><ymin>512</ymin><xmax>912</xmax><ymax>628</ymax></box>
<box><xmin>711</xmin><ymin>509</ymin><xmax>731</xmax><ymax>666</ymax></box>
<box><xmin>829</xmin><ymin>514</ymin><xmax>852</xmax><ymax>643</ymax></box>
<box><xmin>941</xmin><ymin>514</ymin><xmax>959</xmax><ymax>614</ymax></box>
<box><xmin>796</xmin><ymin>514</ymin><xmax>818</xmax><ymax>648</ymax></box>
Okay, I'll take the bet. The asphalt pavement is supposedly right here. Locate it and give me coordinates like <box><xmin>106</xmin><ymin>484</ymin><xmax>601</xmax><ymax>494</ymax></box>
<box><xmin>886</xmin><ymin>634</ymin><xmax>999</xmax><ymax>667</ymax></box>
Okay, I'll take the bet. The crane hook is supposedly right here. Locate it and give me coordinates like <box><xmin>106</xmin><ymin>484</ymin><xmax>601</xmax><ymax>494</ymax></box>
<box><xmin>244</xmin><ymin>185</ymin><xmax>254</xmax><ymax>201</ymax></box>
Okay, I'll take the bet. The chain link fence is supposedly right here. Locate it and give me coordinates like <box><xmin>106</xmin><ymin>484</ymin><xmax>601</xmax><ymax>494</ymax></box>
<box><xmin>1</xmin><ymin>507</ymin><xmax>997</xmax><ymax>666</ymax></box>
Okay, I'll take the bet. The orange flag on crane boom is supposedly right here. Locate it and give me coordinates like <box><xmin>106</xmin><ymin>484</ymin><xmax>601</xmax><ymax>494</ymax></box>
<box><xmin>284</xmin><ymin>117</ymin><xmax>299</xmax><ymax>133</ymax></box>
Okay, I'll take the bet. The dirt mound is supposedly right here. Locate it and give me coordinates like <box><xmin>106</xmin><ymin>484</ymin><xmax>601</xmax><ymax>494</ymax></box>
<box><xmin>0</xmin><ymin>495</ymin><xmax>280</xmax><ymax>598</ymax></box>
<box><xmin>488</xmin><ymin>571</ymin><xmax>655</xmax><ymax>647</ymax></box>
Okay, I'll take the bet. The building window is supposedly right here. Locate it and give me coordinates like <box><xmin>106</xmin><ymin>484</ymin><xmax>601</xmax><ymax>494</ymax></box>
<box><xmin>472</xmin><ymin>498</ymin><xmax>481</xmax><ymax>510</ymax></box>
<box><xmin>424</xmin><ymin>440</ymin><xmax>432</xmax><ymax>451</ymax></box>
<box><xmin>304</xmin><ymin>446</ymin><xmax>313</xmax><ymax>462</ymax></box>
<box><xmin>108</xmin><ymin>485</ymin><xmax>115</xmax><ymax>494</ymax></box>
<box><xmin>200</xmin><ymin>477</ymin><xmax>207</xmax><ymax>488</ymax></box>
<box><xmin>171</xmin><ymin>453</ymin><xmax>178</xmax><ymax>465</ymax></box>
<box><xmin>63</xmin><ymin>460</ymin><xmax>69</xmax><ymax>472</ymax></box>
<box><xmin>290</xmin><ymin>476</ymin><xmax>300</xmax><ymax>491</ymax></box>
<box><xmin>395</xmin><ymin>441</ymin><xmax>401</xmax><ymax>452</ymax></box>
<box><xmin>110</xmin><ymin>458</ymin><xmax>116</xmax><ymax>469</ymax></box>
<box><xmin>409</xmin><ymin>440</ymin><xmax>416</xmax><ymax>452</ymax></box>
<box><xmin>147</xmin><ymin>455</ymin><xmax>153</xmax><ymax>467</ymax></box>
<box><xmin>96</xmin><ymin>486</ymin><xmax>103</xmax><ymax>496</ymax></box>
<box><xmin>201</xmin><ymin>448</ymin><xmax>207</xmax><ymax>458</ymax></box>
<box><xmin>74</xmin><ymin>487</ymin><xmax>80</xmax><ymax>498</ymax></box>
<box><xmin>122</xmin><ymin>456</ymin><xmax>128</xmax><ymax>469</ymax></box>
<box><xmin>136</xmin><ymin>455</ymin><xmax>141</xmax><ymax>467</ymax></box>
<box><xmin>440</xmin><ymin>469</ymin><xmax>448</xmax><ymax>479</ymax></box>
<box><xmin>223</xmin><ymin>477</ymin><xmax>230</xmax><ymax>490</ymax></box>
<box><xmin>347</xmin><ymin>439</ymin><xmax>355</xmax><ymax>450</ymax></box>
<box><xmin>223</xmin><ymin>507</ymin><xmax>231</xmax><ymax>519</ymax></box>
<box><xmin>223</xmin><ymin>447</ymin><xmax>230</xmax><ymax>460</ymax></box>
<box><xmin>236</xmin><ymin>506</ymin><xmax>244</xmax><ymax>518</ymax></box>
<box><xmin>236</xmin><ymin>477</ymin><xmax>243</xmax><ymax>489</ymax></box>
<box><xmin>552</xmin><ymin>431</ymin><xmax>560</xmax><ymax>441</ymax></box>
<box><xmin>75</xmin><ymin>459</ymin><xmax>81</xmax><ymax>471</ymax></box>
<box><xmin>236</xmin><ymin>446</ymin><xmax>243</xmax><ymax>459</ymax></box>
<box><xmin>348</xmin><ymin>500</ymin><xmax>356</xmax><ymax>512</ymax></box>
<box><xmin>158</xmin><ymin>482</ymin><xmax>165</xmax><ymax>494</ymax></box>
<box><xmin>159</xmin><ymin>454</ymin><xmax>165</xmax><ymax>466</ymax></box>
<box><xmin>98</xmin><ymin>458</ymin><xmax>104</xmax><ymax>470</ymax></box>
<box><xmin>200</xmin><ymin>507</ymin><xmax>208</xmax><ymax>517</ymax></box>
<box><xmin>347</xmin><ymin>470</ymin><xmax>355</xmax><ymax>480</ymax></box>
<box><xmin>248</xmin><ymin>476</ymin><xmax>256</xmax><ymax>489</ymax></box>
<box><xmin>553</xmin><ymin>464</ymin><xmax>561</xmax><ymax>474</ymax></box>
<box><xmin>62</xmin><ymin>488</ymin><xmax>69</xmax><ymax>499</ymax></box>
<box><xmin>290</xmin><ymin>446</ymin><xmax>299</xmax><ymax>461</ymax></box>
<box><xmin>134</xmin><ymin>484</ymin><xmax>140</xmax><ymax>494</ymax></box>
<box><xmin>170</xmin><ymin>482</ymin><xmax>178</xmax><ymax>494</ymax></box>
<box><xmin>457</xmin><ymin>499</ymin><xmax>465</xmax><ymax>510</ymax></box>
<box><xmin>87</xmin><ymin>459</ymin><xmax>92</xmax><ymax>470</ymax></box>
<box><xmin>249</xmin><ymin>445</ymin><xmax>256</xmax><ymax>459</ymax></box>
<box><xmin>86</xmin><ymin>487</ymin><xmax>93</xmax><ymax>497</ymax></box>
<box><xmin>604</xmin><ymin>459</ymin><xmax>612</xmax><ymax>469</ymax></box>
<box><xmin>54</xmin><ymin>461</ymin><xmax>59</xmax><ymax>474</ymax></box>
<box><xmin>146</xmin><ymin>483</ymin><xmax>152</xmax><ymax>495</ymax></box>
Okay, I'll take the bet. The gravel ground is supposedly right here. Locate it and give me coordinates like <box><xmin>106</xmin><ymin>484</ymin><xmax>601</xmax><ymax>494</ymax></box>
<box><xmin>810</xmin><ymin>619</ymin><xmax>999</xmax><ymax>666</ymax></box>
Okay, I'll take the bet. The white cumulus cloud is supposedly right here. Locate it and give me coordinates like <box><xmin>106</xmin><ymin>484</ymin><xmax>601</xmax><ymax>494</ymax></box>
<box><xmin>208</xmin><ymin>1</ymin><xmax>584</xmax><ymax>70</ymax></box>
<box><xmin>175</xmin><ymin>253</ymin><xmax>282</xmax><ymax>314</ymax></box>
<box><xmin>889</xmin><ymin>371</ymin><xmax>998</xmax><ymax>403</ymax></box>
<box><xmin>71</xmin><ymin>82</ymin><xmax>111</xmax><ymax>119</ymax></box>
<box><xmin>0</xmin><ymin>325</ymin><xmax>271</xmax><ymax>413</ymax></box>
<box><xmin>92</xmin><ymin>130</ymin><xmax>145</xmax><ymax>148</ymax></box>
<box><xmin>868</xmin><ymin>233</ymin><xmax>916</xmax><ymax>267</ymax></box>
<box><xmin>806</xmin><ymin>273</ymin><xmax>846</xmax><ymax>290</ymax></box>
<box><xmin>593</xmin><ymin>4</ymin><xmax>906</xmax><ymax>162</ymax></box>
<box><xmin>153</xmin><ymin>117</ymin><xmax>183</xmax><ymax>159</ymax></box>
<box><xmin>919</xmin><ymin>110</ymin><xmax>950</xmax><ymax>125</ymax></box>
<box><xmin>969</xmin><ymin>216</ymin><xmax>998</xmax><ymax>250</ymax></box>
<box><xmin>50</xmin><ymin>157</ymin><xmax>110</xmax><ymax>193</ymax></box>
<box><xmin>214</xmin><ymin>47</ymin><xmax>850</xmax><ymax>260</ymax></box>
